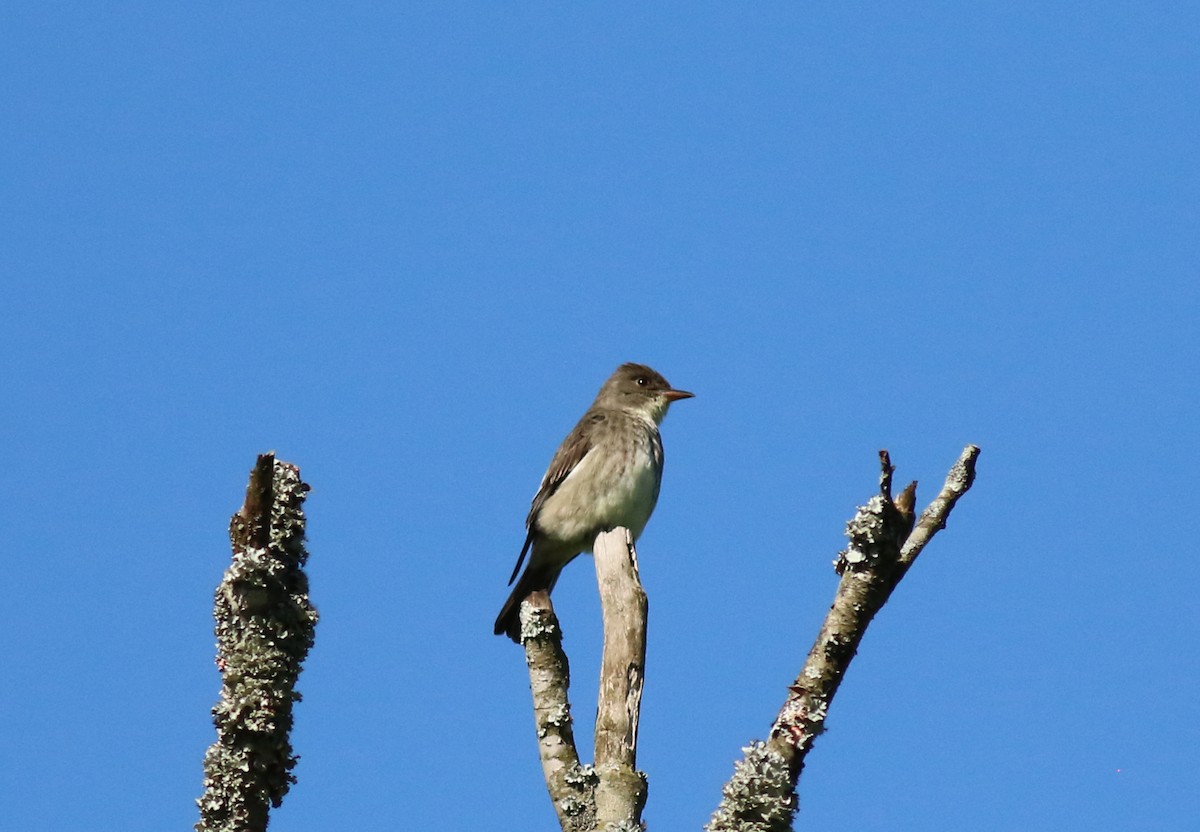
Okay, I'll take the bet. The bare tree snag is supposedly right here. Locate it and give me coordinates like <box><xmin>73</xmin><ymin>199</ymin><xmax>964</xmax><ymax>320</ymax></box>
<box><xmin>519</xmin><ymin>527</ymin><xmax>649</xmax><ymax>832</ymax></box>
<box><xmin>707</xmin><ymin>445</ymin><xmax>980</xmax><ymax>832</ymax></box>
<box><xmin>196</xmin><ymin>454</ymin><xmax>318</xmax><ymax>832</ymax></box>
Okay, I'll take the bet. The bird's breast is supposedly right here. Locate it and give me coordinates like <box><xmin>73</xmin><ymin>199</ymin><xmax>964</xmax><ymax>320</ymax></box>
<box><xmin>535</xmin><ymin>418</ymin><xmax>664</xmax><ymax>550</ymax></box>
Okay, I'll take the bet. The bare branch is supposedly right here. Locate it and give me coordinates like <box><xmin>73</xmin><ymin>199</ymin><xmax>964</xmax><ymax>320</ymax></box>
<box><xmin>196</xmin><ymin>454</ymin><xmax>318</xmax><ymax>832</ymax></box>
<box><xmin>520</xmin><ymin>593</ymin><xmax>597</xmax><ymax>831</ymax></box>
<box><xmin>900</xmin><ymin>444</ymin><xmax>980</xmax><ymax>566</ymax></box>
<box><xmin>592</xmin><ymin>528</ymin><xmax>649</xmax><ymax>830</ymax></box>
<box><xmin>516</xmin><ymin>528</ymin><xmax>650</xmax><ymax>831</ymax></box>
<box><xmin>878</xmin><ymin>449</ymin><xmax>895</xmax><ymax>500</ymax></box>
<box><xmin>707</xmin><ymin>446</ymin><xmax>980</xmax><ymax>831</ymax></box>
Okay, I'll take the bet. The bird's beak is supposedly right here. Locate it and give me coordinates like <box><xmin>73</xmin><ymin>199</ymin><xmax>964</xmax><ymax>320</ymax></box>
<box><xmin>663</xmin><ymin>389</ymin><xmax>694</xmax><ymax>402</ymax></box>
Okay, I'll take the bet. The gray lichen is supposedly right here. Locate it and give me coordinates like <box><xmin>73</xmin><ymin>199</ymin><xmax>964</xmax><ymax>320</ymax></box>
<box><xmin>604</xmin><ymin>821</ymin><xmax>648</xmax><ymax>832</ymax></box>
<box><xmin>564</xmin><ymin>764</ymin><xmax>599</xmax><ymax>788</ymax></box>
<box><xmin>836</xmin><ymin>494</ymin><xmax>912</xmax><ymax>575</ymax></box>
<box><xmin>706</xmin><ymin>742</ymin><xmax>796</xmax><ymax>832</ymax></box>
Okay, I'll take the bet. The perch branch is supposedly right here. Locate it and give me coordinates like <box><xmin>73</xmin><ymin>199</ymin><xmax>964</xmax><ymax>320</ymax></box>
<box><xmin>592</xmin><ymin>527</ymin><xmax>649</xmax><ymax>829</ymax></box>
<box><xmin>517</xmin><ymin>527</ymin><xmax>649</xmax><ymax>832</ymax></box>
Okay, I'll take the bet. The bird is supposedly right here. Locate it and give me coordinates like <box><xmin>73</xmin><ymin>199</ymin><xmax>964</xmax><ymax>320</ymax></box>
<box><xmin>494</xmin><ymin>362</ymin><xmax>693</xmax><ymax>641</ymax></box>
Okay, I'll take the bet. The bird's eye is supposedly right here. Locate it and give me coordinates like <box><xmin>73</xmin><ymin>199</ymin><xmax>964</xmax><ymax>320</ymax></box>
<box><xmin>636</xmin><ymin>377</ymin><xmax>647</xmax><ymax>386</ymax></box>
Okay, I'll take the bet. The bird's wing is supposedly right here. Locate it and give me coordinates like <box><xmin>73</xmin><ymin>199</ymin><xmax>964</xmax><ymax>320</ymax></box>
<box><xmin>505</xmin><ymin>411</ymin><xmax>603</xmax><ymax>585</ymax></box>
<box><xmin>527</xmin><ymin>412</ymin><xmax>602</xmax><ymax>526</ymax></box>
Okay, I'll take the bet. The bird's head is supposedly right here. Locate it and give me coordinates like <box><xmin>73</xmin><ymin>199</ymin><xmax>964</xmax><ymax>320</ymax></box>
<box><xmin>597</xmin><ymin>362</ymin><xmax>693</xmax><ymax>423</ymax></box>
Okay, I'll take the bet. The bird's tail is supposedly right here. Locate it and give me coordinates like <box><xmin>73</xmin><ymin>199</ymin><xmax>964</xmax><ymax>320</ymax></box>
<box><xmin>493</xmin><ymin>562</ymin><xmax>563</xmax><ymax>642</ymax></box>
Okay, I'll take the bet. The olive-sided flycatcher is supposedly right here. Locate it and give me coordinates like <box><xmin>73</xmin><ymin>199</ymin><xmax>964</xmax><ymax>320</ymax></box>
<box><xmin>494</xmin><ymin>362</ymin><xmax>692</xmax><ymax>641</ymax></box>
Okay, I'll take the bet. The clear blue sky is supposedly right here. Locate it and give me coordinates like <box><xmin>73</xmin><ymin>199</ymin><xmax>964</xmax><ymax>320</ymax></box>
<box><xmin>3</xmin><ymin>3</ymin><xmax>1197</xmax><ymax>830</ymax></box>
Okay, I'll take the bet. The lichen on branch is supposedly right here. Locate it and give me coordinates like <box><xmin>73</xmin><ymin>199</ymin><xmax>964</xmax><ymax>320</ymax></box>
<box><xmin>196</xmin><ymin>454</ymin><xmax>318</xmax><ymax>832</ymax></box>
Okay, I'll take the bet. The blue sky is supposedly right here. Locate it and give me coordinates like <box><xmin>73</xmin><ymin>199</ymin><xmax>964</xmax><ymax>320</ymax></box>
<box><xmin>3</xmin><ymin>3</ymin><xmax>1197</xmax><ymax>830</ymax></box>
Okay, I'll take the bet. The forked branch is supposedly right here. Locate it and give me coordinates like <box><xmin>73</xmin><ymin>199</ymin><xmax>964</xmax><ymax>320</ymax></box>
<box><xmin>707</xmin><ymin>445</ymin><xmax>980</xmax><ymax>832</ymax></box>
<box><xmin>518</xmin><ymin>527</ymin><xmax>648</xmax><ymax>832</ymax></box>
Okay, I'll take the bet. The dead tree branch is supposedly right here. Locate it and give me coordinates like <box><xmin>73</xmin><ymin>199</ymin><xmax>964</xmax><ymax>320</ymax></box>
<box><xmin>519</xmin><ymin>527</ymin><xmax>648</xmax><ymax>832</ymax></box>
<box><xmin>196</xmin><ymin>454</ymin><xmax>318</xmax><ymax>832</ymax></box>
<box><xmin>707</xmin><ymin>445</ymin><xmax>980</xmax><ymax>832</ymax></box>
<box><xmin>593</xmin><ymin>527</ymin><xmax>649</xmax><ymax>829</ymax></box>
<box><xmin>520</xmin><ymin>591</ymin><xmax>597</xmax><ymax>831</ymax></box>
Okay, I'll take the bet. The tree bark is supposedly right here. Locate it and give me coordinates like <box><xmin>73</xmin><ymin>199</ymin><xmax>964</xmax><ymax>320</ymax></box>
<box><xmin>520</xmin><ymin>592</ymin><xmax>597</xmax><ymax>832</ymax></box>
